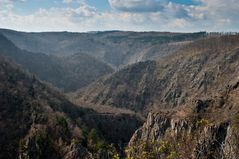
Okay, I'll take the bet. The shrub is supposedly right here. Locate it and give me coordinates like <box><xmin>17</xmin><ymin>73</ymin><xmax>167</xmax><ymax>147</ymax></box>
<box><xmin>56</xmin><ymin>116</ymin><xmax>68</xmax><ymax>133</ymax></box>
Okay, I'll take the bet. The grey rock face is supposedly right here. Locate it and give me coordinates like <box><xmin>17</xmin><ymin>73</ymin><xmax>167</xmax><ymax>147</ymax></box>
<box><xmin>128</xmin><ymin>112</ymin><xmax>239</xmax><ymax>159</ymax></box>
<box><xmin>64</xmin><ymin>143</ymin><xmax>93</xmax><ymax>159</ymax></box>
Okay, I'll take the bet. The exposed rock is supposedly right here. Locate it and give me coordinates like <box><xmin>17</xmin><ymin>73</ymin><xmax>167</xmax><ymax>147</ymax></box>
<box><xmin>193</xmin><ymin>122</ymin><xmax>229</xmax><ymax>159</ymax></box>
<box><xmin>76</xmin><ymin>35</ymin><xmax>239</xmax><ymax>114</ymax></box>
<box><xmin>64</xmin><ymin>142</ymin><xmax>93</xmax><ymax>159</ymax></box>
<box><xmin>19</xmin><ymin>133</ymin><xmax>61</xmax><ymax>159</ymax></box>
<box><xmin>127</xmin><ymin>111</ymin><xmax>239</xmax><ymax>159</ymax></box>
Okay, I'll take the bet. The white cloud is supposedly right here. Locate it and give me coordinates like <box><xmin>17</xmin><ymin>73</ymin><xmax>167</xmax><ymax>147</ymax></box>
<box><xmin>167</xmin><ymin>18</ymin><xmax>189</xmax><ymax>28</ymax></box>
<box><xmin>62</xmin><ymin>0</ymin><xmax>85</xmax><ymax>4</ymax></box>
<box><xmin>0</xmin><ymin>0</ymin><xmax>238</xmax><ymax>32</ymax></box>
<box><xmin>0</xmin><ymin>0</ymin><xmax>14</xmax><ymax>10</ymax></box>
<box><xmin>0</xmin><ymin>0</ymin><xmax>26</xmax><ymax>12</ymax></box>
<box><xmin>63</xmin><ymin>0</ymin><xmax>72</xmax><ymax>3</ymax></box>
<box><xmin>108</xmin><ymin>0</ymin><xmax>165</xmax><ymax>12</ymax></box>
<box><xmin>0</xmin><ymin>2</ymin><xmax>97</xmax><ymax>31</ymax></box>
<box><xmin>186</xmin><ymin>0</ymin><xmax>239</xmax><ymax>31</ymax></box>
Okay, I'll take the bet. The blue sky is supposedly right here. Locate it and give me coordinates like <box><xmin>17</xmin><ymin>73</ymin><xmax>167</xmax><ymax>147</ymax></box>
<box><xmin>13</xmin><ymin>0</ymin><xmax>197</xmax><ymax>12</ymax></box>
<box><xmin>0</xmin><ymin>0</ymin><xmax>238</xmax><ymax>32</ymax></box>
<box><xmin>13</xmin><ymin>0</ymin><xmax>109</xmax><ymax>13</ymax></box>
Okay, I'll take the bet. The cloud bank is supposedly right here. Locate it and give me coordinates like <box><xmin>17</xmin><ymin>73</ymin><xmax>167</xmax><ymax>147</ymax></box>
<box><xmin>0</xmin><ymin>0</ymin><xmax>238</xmax><ymax>32</ymax></box>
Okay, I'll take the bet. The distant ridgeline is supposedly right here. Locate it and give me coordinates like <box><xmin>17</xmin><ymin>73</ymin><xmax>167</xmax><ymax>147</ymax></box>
<box><xmin>207</xmin><ymin>32</ymin><xmax>239</xmax><ymax>37</ymax></box>
<box><xmin>0</xmin><ymin>29</ymin><xmax>207</xmax><ymax>68</ymax></box>
<box><xmin>1</xmin><ymin>28</ymin><xmax>239</xmax><ymax>159</ymax></box>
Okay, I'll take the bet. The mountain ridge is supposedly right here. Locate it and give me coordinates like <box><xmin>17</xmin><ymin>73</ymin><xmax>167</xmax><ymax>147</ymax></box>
<box><xmin>0</xmin><ymin>28</ymin><xmax>206</xmax><ymax>68</ymax></box>
<box><xmin>0</xmin><ymin>55</ymin><xmax>142</xmax><ymax>159</ymax></box>
<box><xmin>75</xmin><ymin>35</ymin><xmax>239</xmax><ymax>115</ymax></box>
<box><xmin>0</xmin><ymin>33</ymin><xmax>113</xmax><ymax>92</ymax></box>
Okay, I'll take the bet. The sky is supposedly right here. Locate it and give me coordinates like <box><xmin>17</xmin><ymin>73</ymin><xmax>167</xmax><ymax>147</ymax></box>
<box><xmin>0</xmin><ymin>0</ymin><xmax>238</xmax><ymax>32</ymax></box>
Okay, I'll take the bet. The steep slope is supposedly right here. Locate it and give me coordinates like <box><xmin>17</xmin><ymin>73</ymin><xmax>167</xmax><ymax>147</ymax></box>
<box><xmin>75</xmin><ymin>61</ymin><xmax>157</xmax><ymax>113</ymax></box>
<box><xmin>0</xmin><ymin>56</ymin><xmax>142</xmax><ymax>159</ymax></box>
<box><xmin>0</xmin><ymin>56</ymin><xmax>91</xmax><ymax>159</ymax></box>
<box><xmin>0</xmin><ymin>34</ymin><xmax>113</xmax><ymax>92</ymax></box>
<box><xmin>56</xmin><ymin>53</ymin><xmax>114</xmax><ymax>92</ymax></box>
<box><xmin>0</xmin><ymin>29</ymin><xmax>206</xmax><ymax>68</ymax></box>
<box><xmin>141</xmin><ymin>41</ymin><xmax>191</xmax><ymax>61</ymax></box>
<box><xmin>127</xmin><ymin>75</ymin><xmax>239</xmax><ymax>158</ymax></box>
<box><xmin>75</xmin><ymin>35</ymin><xmax>239</xmax><ymax>114</ymax></box>
<box><xmin>124</xmin><ymin>35</ymin><xmax>239</xmax><ymax>158</ymax></box>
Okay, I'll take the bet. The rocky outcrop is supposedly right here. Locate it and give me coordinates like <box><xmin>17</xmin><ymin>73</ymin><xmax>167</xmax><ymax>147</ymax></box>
<box><xmin>76</xmin><ymin>35</ymin><xmax>239</xmax><ymax>114</ymax></box>
<box><xmin>127</xmin><ymin>59</ymin><xmax>239</xmax><ymax>158</ymax></box>
<box><xmin>127</xmin><ymin>111</ymin><xmax>239</xmax><ymax>159</ymax></box>
<box><xmin>64</xmin><ymin>143</ymin><xmax>93</xmax><ymax>159</ymax></box>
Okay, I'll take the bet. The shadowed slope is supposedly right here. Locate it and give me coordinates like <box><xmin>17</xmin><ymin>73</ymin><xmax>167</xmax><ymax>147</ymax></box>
<box><xmin>0</xmin><ymin>34</ymin><xmax>113</xmax><ymax>92</ymax></box>
<box><xmin>75</xmin><ymin>35</ymin><xmax>239</xmax><ymax>114</ymax></box>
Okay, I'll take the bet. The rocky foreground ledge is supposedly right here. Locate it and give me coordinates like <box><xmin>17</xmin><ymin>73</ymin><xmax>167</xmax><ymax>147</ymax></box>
<box><xmin>127</xmin><ymin>106</ymin><xmax>239</xmax><ymax>159</ymax></box>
